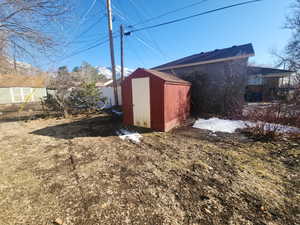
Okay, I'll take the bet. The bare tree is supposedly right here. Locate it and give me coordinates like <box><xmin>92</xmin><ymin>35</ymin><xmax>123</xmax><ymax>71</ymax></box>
<box><xmin>274</xmin><ymin>0</ymin><xmax>300</xmax><ymax>109</ymax></box>
<box><xmin>72</xmin><ymin>62</ymin><xmax>102</xmax><ymax>83</ymax></box>
<box><xmin>0</xmin><ymin>0</ymin><xmax>71</xmax><ymax>71</ymax></box>
<box><xmin>45</xmin><ymin>64</ymin><xmax>106</xmax><ymax>118</ymax></box>
<box><xmin>180</xmin><ymin>59</ymin><xmax>247</xmax><ymax>117</ymax></box>
<box><xmin>46</xmin><ymin>66</ymin><xmax>75</xmax><ymax>118</ymax></box>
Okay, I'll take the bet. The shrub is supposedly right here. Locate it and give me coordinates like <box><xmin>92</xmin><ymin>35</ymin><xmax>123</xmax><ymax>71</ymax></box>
<box><xmin>42</xmin><ymin>82</ymin><xmax>106</xmax><ymax>117</ymax></box>
<box><xmin>69</xmin><ymin>82</ymin><xmax>106</xmax><ymax>112</ymax></box>
<box><xmin>242</xmin><ymin>102</ymin><xmax>300</xmax><ymax>140</ymax></box>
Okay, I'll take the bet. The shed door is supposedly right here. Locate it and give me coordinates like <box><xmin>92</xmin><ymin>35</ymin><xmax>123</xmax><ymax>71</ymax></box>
<box><xmin>132</xmin><ymin>77</ymin><xmax>151</xmax><ymax>128</ymax></box>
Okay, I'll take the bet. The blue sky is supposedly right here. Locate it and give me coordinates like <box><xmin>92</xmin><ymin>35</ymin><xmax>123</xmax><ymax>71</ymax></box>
<box><xmin>55</xmin><ymin>0</ymin><xmax>294</xmax><ymax>71</ymax></box>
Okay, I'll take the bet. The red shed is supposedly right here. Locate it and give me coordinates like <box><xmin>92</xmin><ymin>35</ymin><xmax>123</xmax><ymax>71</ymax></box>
<box><xmin>122</xmin><ymin>68</ymin><xmax>191</xmax><ymax>132</ymax></box>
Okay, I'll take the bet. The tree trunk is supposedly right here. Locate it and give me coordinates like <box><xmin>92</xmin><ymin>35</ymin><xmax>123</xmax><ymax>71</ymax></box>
<box><xmin>63</xmin><ymin>108</ymin><xmax>69</xmax><ymax>118</ymax></box>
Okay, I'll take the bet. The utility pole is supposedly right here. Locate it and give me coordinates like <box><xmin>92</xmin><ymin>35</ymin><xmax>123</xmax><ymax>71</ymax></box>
<box><xmin>13</xmin><ymin>43</ymin><xmax>17</xmax><ymax>74</ymax></box>
<box><xmin>105</xmin><ymin>0</ymin><xmax>118</xmax><ymax>106</ymax></box>
<box><xmin>120</xmin><ymin>24</ymin><xmax>124</xmax><ymax>81</ymax></box>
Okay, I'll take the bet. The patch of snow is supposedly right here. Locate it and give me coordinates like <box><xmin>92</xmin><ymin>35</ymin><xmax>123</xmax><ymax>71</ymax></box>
<box><xmin>117</xmin><ymin>129</ymin><xmax>142</xmax><ymax>143</ymax></box>
<box><xmin>96</xmin><ymin>65</ymin><xmax>134</xmax><ymax>80</ymax></box>
<box><xmin>193</xmin><ymin>118</ymin><xmax>248</xmax><ymax>133</ymax></box>
<box><xmin>193</xmin><ymin>117</ymin><xmax>300</xmax><ymax>134</ymax></box>
<box><xmin>261</xmin><ymin>122</ymin><xmax>300</xmax><ymax>133</ymax></box>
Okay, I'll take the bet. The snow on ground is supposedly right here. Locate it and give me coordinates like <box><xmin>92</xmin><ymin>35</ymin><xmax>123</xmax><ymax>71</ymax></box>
<box><xmin>117</xmin><ymin>129</ymin><xmax>142</xmax><ymax>143</ymax></box>
<box><xmin>193</xmin><ymin>118</ymin><xmax>248</xmax><ymax>133</ymax></box>
<box><xmin>193</xmin><ymin>117</ymin><xmax>300</xmax><ymax>134</ymax></box>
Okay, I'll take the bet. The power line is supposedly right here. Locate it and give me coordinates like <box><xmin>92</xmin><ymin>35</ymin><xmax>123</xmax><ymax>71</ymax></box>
<box><xmin>129</xmin><ymin>0</ymin><xmax>209</xmax><ymax>28</ymax></box>
<box><xmin>112</xmin><ymin>3</ymin><xmax>131</xmax><ymax>24</ymax></box>
<box><xmin>125</xmin><ymin>0</ymin><xmax>170</xmax><ymax>60</ymax></box>
<box><xmin>133</xmin><ymin>35</ymin><xmax>169</xmax><ymax>59</ymax></box>
<box><xmin>111</xmin><ymin>0</ymin><xmax>169</xmax><ymax>60</ymax></box>
<box><xmin>127</xmin><ymin>37</ymin><xmax>146</xmax><ymax>67</ymax></box>
<box><xmin>62</xmin><ymin>2</ymin><xmax>105</xmax><ymax>50</ymax></box>
<box><xmin>61</xmin><ymin>40</ymin><xmax>108</xmax><ymax>61</ymax></box>
<box><xmin>125</xmin><ymin>0</ymin><xmax>263</xmax><ymax>35</ymax></box>
<box><xmin>60</xmin><ymin>34</ymin><xmax>119</xmax><ymax>62</ymax></box>
<box><xmin>69</xmin><ymin>0</ymin><xmax>99</xmax><ymax>34</ymax></box>
<box><xmin>74</xmin><ymin>14</ymin><xmax>106</xmax><ymax>40</ymax></box>
<box><xmin>128</xmin><ymin>0</ymin><xmax>152</xmax><ymax>21</ymax></box>
<box><xmin>80</xmin><ymin>0</ymin><xmax>98</xmax><ymax>25</ymax></box>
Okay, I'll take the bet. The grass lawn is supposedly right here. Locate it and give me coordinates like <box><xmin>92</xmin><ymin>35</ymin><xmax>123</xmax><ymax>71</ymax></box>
<box><xmin>0</xmin><ymin>113</ymin><xmax>299</xmax><ymax>225</ymax></box>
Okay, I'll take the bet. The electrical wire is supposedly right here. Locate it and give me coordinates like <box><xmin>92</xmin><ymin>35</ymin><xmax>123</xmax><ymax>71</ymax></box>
<box><xmin>133</xmin><ymin>35</ymin><xmax>169</xmax><ymax>59</ymax></box>
<box><xmin>60</xmin><ymin>33</ymin><xmax>119</xmax><ymax>62</ymax></box>
<box><xmin>125</xmin><ymin>0</ymin><xmax>263</xmax><ymax>35</ymax></box>
<box><xmin>129</xmin><ymin>0</ymin><xmax>210</xmax><ymax>28</ymax></box>
<box><xmin>124</xmin><ymin>0</ymin><xmax>170</xmax><ymax>60</ymax></box>
<box><xmin>127</xmin><ymin>37</ymin><xmax>146</xmax><ymax>67</ymax></box>
<box><xmin>79</xmin><ymin>0</ymin><xmax>99</xmax><ymax>25</ymax></box>
<box><xmin>74</xmin><ymin>14</ymin><xmax>106</xmax><ymax>39</ymax></box>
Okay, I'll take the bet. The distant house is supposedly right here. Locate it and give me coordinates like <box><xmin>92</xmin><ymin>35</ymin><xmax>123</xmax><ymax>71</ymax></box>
<box><xmin>95</xmin><ymin>80</ymin><xmax>113</xmax><ymax>88</ymax></box>
<box><xmin>0</xmin><ymin>74</ymin><xmax>47</xmax><ymax>105</ymax></box>
<box><xmin>96</xmin><ymin>79</ymin><xmax>122</xmax><ymax>107</ymax></box>
<box><xmin>153</xmin><ymin>43</ymin><xmax>255</xmax><ymax>114</ymax></box>
<box><xmin>153</xmin><ymin>43</ymin><xmax>255</xmax><ymax>74</ymax></box>
<box><xmin>246</xmin><ymin>66</ymin><xmax>294</xmax><ymax>102</ymax></box>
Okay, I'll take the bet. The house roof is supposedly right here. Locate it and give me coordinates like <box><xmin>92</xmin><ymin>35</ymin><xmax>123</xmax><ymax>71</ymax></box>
<box><xmin>247</xmin><ymin>66</ymin><xmax>293</xmax><ymax>77</ymax></box>
<box><xmin>96</xmin><ymin>80</ymin><xmax>113</xmax><ymax>87</ymax></box>
<box><xmin>145</xmin><ymin>69</ymin><xmax>191</xmax><ymax>85</ymax></box>
<box><xmin>105</xmin><ymin>79</ymin><xmax>122</xmax><ymax>87</ymax></box>
<box><xmin>0</xmin><ymin>74</ymin><xmax>46</xmax><ymax>88</ymax></box>
<box><xmin>152</xmin><ymin>43</ymin><xmax>255</xmax><ymax>70</ymax></box>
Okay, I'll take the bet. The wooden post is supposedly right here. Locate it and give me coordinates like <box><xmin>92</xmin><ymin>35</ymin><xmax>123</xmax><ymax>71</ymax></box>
<box><xmin>105</xmin><ymin>0</ymin><xmax>118</xmax><ymax>106</ymax></box>
<box><xmin>120</xmin><ymin>24</ymin><xmax>124</xmax><ymax>81</ymax></box>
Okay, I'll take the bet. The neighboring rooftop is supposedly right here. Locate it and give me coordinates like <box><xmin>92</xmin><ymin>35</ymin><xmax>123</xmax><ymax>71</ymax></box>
<box><xmin>247</xmin><ymin>66</ymin><xmax>293</xmax><ymax>77</ymax></box>
<box><xmin>0</xmin><ymin>74</ymin><xmax>46</xmax><ymax>88</ymax></box>
<box><xmin>95</xmin><ymin>80</ymin><xmax>113</xmax><ymax>87</ymax></box>
<box><xmin>153</xmin><ymin>43</ymin><xmax>255</xmax><ymax>70</ymax></box>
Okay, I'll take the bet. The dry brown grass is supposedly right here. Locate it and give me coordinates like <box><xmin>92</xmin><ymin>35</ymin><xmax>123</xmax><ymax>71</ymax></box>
<box><xmin>0</xmin><ymin>115</ymin><xmax>299</xmax><ymax>225</ymax></box>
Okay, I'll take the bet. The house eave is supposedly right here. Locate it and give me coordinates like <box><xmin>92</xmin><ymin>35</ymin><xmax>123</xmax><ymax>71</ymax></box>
<box><xmin>154</xmin><ymin>53</ymin><xmax>255</xmax><ymax>71</ymax></box>
<box><xmin>262</xmin><ymin>72</ymin><xmax>293</xmax><ymax>78</ymax></box>
<box><xmin>249</xmin><ymin>72</ymin><xmax>293</xmax><ymax>78</ymax></box>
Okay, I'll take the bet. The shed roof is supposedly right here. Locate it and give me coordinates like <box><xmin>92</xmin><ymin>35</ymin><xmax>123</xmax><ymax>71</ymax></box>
<box><xmin>0</xmin><ymin>74</ymin><xmax>46</xmax><ymax>88</ymax></box>
<box><xmin>144</xmin><ymin>69</ymin><xmax>191</xmax><ymax>85</ymax></box>
<box><xmin>153</xmin><ymin>43</ymin><xmax>255</xmax><ymax>70</ymax></box>
<box><xmin>247</xmin><ymin>66</ymin><xmax>293</xmax><ymax>77</ymax></box>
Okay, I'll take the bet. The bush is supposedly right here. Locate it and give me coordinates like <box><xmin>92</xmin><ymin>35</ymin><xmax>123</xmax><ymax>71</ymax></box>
<box><xmin>242</xmin><ymin>103</ymin><xmax>300</xmax><ymax>140</ymax></box>
<box><xmin>42</xmin><ymin>82</ymin><xmax>106</xmax><ymax>117</ymax></box>
<box><xmin>41</xmin><ymin>93</ymin><xmax>67</xmax><ymax>117</ymax></box>
<box><xmin>69</xmin><ymin>82</ymin><xmax>106</xmax><ymax>112</ymax></box>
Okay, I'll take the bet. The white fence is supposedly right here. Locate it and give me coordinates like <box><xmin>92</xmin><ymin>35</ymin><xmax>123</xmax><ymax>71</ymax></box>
<box><xmin>0</xmin><ymin>87</ymin><xmax>47</xmax><ymax>104</ymax></box>
<box><xmin>101</xmin><ymin>86</ymin><xmax>122</xmax><ymax>107</ymax></box>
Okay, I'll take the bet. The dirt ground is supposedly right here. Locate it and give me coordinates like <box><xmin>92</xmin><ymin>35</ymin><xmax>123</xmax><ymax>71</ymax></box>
<box><xmin>0</xmin><ymin>113</ymin><xmax>299</xmax><ymax>225</ymax></box>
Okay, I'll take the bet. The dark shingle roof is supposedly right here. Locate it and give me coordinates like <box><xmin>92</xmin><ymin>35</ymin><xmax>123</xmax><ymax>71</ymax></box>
<box><xmin>247</xmin><ymin>66</ymin><xmax>293</xmax><ymax>76</ymax></box>
<box><xmin>145</xmin><ymin>69</ymin><xmax>190</xmax><ymax>85</ymax></box>
<box><xmin>153</xmin><ymin>43</ymin><xmax>255</xmax><ymax>69</ymax></box>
